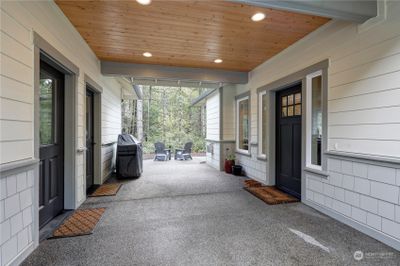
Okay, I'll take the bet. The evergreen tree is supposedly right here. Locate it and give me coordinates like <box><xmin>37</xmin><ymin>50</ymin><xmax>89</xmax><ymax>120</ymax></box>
<box><xmin>122</xmin><ymin>85</ymin><xmax>207</xmax><ymax>154</ymax></box>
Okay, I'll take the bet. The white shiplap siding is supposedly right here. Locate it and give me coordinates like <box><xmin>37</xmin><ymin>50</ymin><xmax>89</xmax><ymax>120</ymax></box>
<box><xmin>241</xmin><ymin>2</ymin><xmax>400</xmax><ymax>161</ymax></box>
<box><xmin>0</xmin><ymin>8</ymin><xmax>34</xmax><ymax>165</ymax></box>
<box><xmin>0</xmin><ymin>1</ymin><xmax>122</xmax><ymax>165</ymax></box>
<box><xmin>206</xmin><ymin>92</ymin><xmax>220</xmax><ymax>141</ymax></box>
<box><xmin>101</xmin><ymin>78</ymin><xmax>122</xmax><ymax>145</ymax></box>
<box><xmin>205</xmin><ymin>92</ymin><xmax>220</xmax><ymax>170</ymax></box>
<box><xmin>327</xmin><ymin>26</ymin><xmax>400</xmax><ymax>157</ymax></box>
<box><xmin>221</xmin><ymin>86</ymin><xmax>235</xmax><ymax>140</ymax></box>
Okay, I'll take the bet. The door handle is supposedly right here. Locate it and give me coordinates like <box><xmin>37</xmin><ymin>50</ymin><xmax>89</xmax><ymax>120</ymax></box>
<box><xmin>77</xmin><ymin>146</ymin><xmax>87</xmax><ymax>153</ymax></box>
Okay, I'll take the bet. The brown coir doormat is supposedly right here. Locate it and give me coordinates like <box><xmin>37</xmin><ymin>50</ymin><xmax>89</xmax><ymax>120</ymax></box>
<box><xmin>89</xmin><ymin>183</ymin><xmax>122</xmax><ymax>197</ymax></box>
<box><xmin>52</xmin><ymin>208</ymin><xmax>106</xmax><ymax>238</ymax></box>
<box><xmin>243</xmin><ymin>179</ymin><xmax>263</xmax><ymax>188</ymax></box>
<box><xmin>244</xmin><ymin>186</ymin><xmax>299</xmax><ymax>205</ymax></box>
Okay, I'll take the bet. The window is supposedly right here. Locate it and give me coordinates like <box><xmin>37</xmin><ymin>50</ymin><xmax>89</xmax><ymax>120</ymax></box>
<box><xmin>306</xmin><ymin>71</ymin><xmax>323</xmax><ymax>169</ymax></box>
<box><xmin>258</xmin><ymin>91</ymin><xmax>267</xmax><ymax>157</ymax></box>
<box><xmin>236</xmin><ymin>96</ymin><xmax>249</xmax><ymax>153</ymax></box>
<box><xmin>39</xmin><ymin>76</ymin><xmax>54</xmax><ymax>145</ymax></box>
<box><xmin>281</xmin><ymin>92</ymin><xmax>302</xmax><ymax>118</ymax></box>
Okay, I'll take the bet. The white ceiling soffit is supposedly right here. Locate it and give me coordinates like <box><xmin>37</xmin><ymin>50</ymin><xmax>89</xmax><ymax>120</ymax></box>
<box><xmin>231</xmin><ymin>0</ymin><xmax>377</xmax><ymax>23</ymax></box>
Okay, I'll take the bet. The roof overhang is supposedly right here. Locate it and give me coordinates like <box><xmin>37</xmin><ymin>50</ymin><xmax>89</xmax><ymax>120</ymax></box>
<box><xmin>117</xmin><ymin>77</ymin><xmax>143</xmax><ymax>100</ymax></box>
<box><xmin>191</xmin><ymin>88</ymin><xmax>219</xmax><ymax>106</ymax></box>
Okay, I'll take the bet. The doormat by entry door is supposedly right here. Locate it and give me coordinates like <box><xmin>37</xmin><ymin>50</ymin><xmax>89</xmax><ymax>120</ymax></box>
<box><xmin>51</xmin><ymin>208</ymin><xmax>106</xmax><ymax>238</ymax></box>
<box><xmin>89</xmin><ymin>183</ymin><xmax>122</xmax><ymax>197</ymax></box>
<box><xmin>243</xmin><ymin>179</ymin><xmax>263</xmax><ymax>188</ymax></box>
<box><xmin>244</xmin><ymin>184</ymin><xmax>299</xmax><ymax>205</ymax></box>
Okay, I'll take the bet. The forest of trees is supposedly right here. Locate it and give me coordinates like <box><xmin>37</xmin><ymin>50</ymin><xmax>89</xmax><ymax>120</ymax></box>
<box><xmin>122</xmin><ymin>85</ymin><xmax>208</xmax><ymax>154</ymax></box>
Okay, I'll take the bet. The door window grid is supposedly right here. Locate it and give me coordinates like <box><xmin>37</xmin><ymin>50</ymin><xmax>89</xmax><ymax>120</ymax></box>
<box><xmin>281</xmin><ymin>92</ymin><xmax>301</xmax><ymax>118</ymax></box>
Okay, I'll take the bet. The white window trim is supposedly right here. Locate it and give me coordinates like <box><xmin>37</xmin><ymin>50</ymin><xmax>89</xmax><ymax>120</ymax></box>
<box><xmin>236</xmin><ymin>95</ymin><xmax>250</xmax><ymax>154</ymax></box>
<box><xmin>258</xmin><ymin>91</ymin><xmax>267</xmax><ymax>158</ymax></box>
<box><xmin>306</xmin><ymin>70</ymin><xmax>323</xmax><ymax>170</ymax></box>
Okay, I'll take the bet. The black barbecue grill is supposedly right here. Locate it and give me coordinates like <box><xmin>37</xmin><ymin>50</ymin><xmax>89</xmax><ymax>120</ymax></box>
<box><xmin>116</xmin><ymin>134</ymin><xmax>143</xmax><ymax>178</ymax></box>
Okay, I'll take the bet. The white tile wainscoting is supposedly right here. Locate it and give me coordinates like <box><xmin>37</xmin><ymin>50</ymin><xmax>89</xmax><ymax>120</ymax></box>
<box><xmin>305</xmin><ymin>155</ymin><xmax>400</xmax><ymax>250</ymax></box>
<box><xmin>235</xmin><ymin>144</ymin><xmax>268</xmax><ymax>184</ymax></box>
<box><xmin>1</xmin><ymin>168</ymin><xmax>35</xmax><ymax>266</ymax></box>
<box><xmin>206</xmin><ymin>141</ymin><xmax>221</xmax><ymax>170</ymax></box>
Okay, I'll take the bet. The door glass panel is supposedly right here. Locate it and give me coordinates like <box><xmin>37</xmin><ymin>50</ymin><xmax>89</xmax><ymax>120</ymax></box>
<box><xmin>238</xmin><ymin>98</ymin><xmax>249</xmax><ymax>150</ymax></box>
<box><xmin>261</xmin><ymin>94</ymin><xmax>267</xmax><ymax>155</ymax></box>
<box><xmin>40</xmin><ymin>77</ymin><xmax>54</xmax><ymax>145</ymax></box>
<box><xmin>281</xmin><ymin>107</ymin><xmax>287</xmax><ymax>117</ymax></box>
<box><xmin>295</xmin><ymin>104</ymin><xmax>301</xmax><ymax>115</ymax></box>
<box><xmin>287</xmin><ymin>94</ymin><xmax>294</xmax><ymax>105</ymax></box>
<box><xmin>287</xmin><ymin>105</ymin><xmax>294</xmax><ymax>116</ymax></box>
<box><xmin>282</xmin><ymin>96</ymin><xmax>287</xmax><ymax>106</ymax></box>
<box><xmin>295</xmin><ymin>93</ymin><xmax>301</xmax><ymax>104</ymax></box>
<box><xmin>311</xmin><ymin>76</ymin><xmax>322</xmax><ymax>166</ymax></box>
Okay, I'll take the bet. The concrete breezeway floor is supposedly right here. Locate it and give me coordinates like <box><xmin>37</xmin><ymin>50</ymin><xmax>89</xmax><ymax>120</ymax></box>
<box><xmin>23</xmin><ymin>157</ymin><xmax>400</xmax><ymax>266</ymax></box>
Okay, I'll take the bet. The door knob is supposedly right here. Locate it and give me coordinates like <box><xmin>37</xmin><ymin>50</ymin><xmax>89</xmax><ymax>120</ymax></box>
<box><xmin>77</xmin><ymin>146</ymin><xmax>87</xmax><ymax>152</ymax></box>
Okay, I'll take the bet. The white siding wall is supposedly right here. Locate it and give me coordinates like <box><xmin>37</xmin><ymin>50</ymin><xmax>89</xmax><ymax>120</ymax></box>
<box><xmin>102</xmin><ymin>144</ymin><xmax>116</xmax><ymax>182</ymax></box>
<box><xmin>206</xmin><ymin>92</ymin><xmax>219</xmax><ymax>141</ymax></box>
<box><xmin>0</xmin><ymin>8</ymin><xmax>34</xmax><ymax>164</ymax></box>
<box><xmin>221</xmin><ymin>86</ymin><xmax>235</xmax><ymax>140</ymax></box>
<box><xmin>0</xmin><ymin>1</ymin><xmax>122</xmax><ymax>264</ymax></box>
<box><xmin>236</xmin><ymin>0</ymin><xmax>400</xmax><ymax>249</ymax></box>
<box><xmin>0</xmin><ymin>1</ymin><xmax>122</xmax><ymax>163</ymax></box>
<box><xmin>101</xmin><ymin>78</ymin><xmax>122</xmax><ymax>144</ymax></box>
<box><xmin>246</xmin><ymin>1</ymin><xmax>400</xmax><ymax>157</ymax></box>
<box><xmin>100</xmin><ymin>77</ymin><xmax>122</xmax><ymax>183</ymax></box>
<box><xmin>205</xmin><ymin>92</ymin><xmax>220</xmax><ymax>170</ymax></box>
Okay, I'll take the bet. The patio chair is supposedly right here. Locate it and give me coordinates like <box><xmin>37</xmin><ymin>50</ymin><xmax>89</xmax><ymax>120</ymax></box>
<box><xmin>154</xmin><ymin>142</ymin><xmax>171</xmax><ymax>161</ymax></box>
<box><xmin>174</xmin><ymin>142</ymin><xmax>193</xmax><ymax>160</ymax></box>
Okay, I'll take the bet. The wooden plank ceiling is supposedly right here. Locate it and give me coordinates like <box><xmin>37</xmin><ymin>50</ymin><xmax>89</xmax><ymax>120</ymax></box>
<box><xmin>55</xmin><ymin>0</ymin><xmax>330</xmax><ymax>72</ymax></box>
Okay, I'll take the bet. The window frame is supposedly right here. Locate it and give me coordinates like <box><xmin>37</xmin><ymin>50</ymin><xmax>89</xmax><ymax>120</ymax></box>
<box><xmin>236</xmin><ymin>95</ymin><xmax>250</xmax><ymax>154</ymax></box>
<box><xmin>258</xmin><ymin>90</ymin><xmax>267</xmax><ymax>158</ymax></box>
<box><xmin>305</xmin><ymin>70</ymin><xmax>323</xmax><ymax>171</ymax></box>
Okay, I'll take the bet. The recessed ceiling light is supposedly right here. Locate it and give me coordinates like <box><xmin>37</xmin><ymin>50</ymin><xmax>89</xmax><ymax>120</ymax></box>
<box><xmin>143</xmin><ymin>52</ymin><xmax>152</xmax><ymax>57</ymax></box>
<box><xmin>251</xmin><ymin>12</ymin><xmax>266</xmax><ymax>22</ymax></box>
<box><xmin>136</xmin><ymin>0</ymin><xmax>152</xmax><ymax>5</ymax></box>
<box><xmin>214</xmin><ymin>58</ymin><xmax>223</xmax><ymax>63</ymax></box>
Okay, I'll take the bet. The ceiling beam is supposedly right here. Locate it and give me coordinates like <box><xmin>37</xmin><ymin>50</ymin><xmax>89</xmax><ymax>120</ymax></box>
<box><xmin>101</xmin><ymin>61</ymin><xmax>248</xmax><ymax>84</ymax></box>
<box><xmin>231</xmin><ymin>0</ymin><xmax>377</xmax><ymax>23</ymax></box>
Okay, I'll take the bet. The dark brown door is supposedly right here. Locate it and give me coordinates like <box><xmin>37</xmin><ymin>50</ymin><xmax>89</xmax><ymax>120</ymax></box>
<box><xmin>39</xmin><ymin>61</ymin><xmax>64</xmax><ymax>228</ymax></box>
<box><xmin>276</xmin><ymin>84</ymin><xmax>302</xmax><ymax>198</ymax></box>
<box><xmin>86</xmin><ymin>89</ymin><xmax>94</xmax><ymax>192</ymax></box>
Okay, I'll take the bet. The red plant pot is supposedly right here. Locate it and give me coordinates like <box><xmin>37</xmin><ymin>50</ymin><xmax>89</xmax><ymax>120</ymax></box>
<box><xmin>224</xmin><ymin>160</ymin><xmax>235</xmax><ymax>174</ymax></box>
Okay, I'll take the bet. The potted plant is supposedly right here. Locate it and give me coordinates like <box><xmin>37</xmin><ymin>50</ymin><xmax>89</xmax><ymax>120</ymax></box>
<box><xmin>224</xmin><ymin>149</ymin><xmax>235</xmax><ymax>174</ymax></box>
<box><xmin>232</xmin><ymin>165</ymin><xmax>243</xmax><ymax>176</ymax></box>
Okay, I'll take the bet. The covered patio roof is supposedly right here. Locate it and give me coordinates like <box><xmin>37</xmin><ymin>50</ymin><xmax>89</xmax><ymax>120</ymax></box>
<box><xmin>55</xmin><ymin>0</ymin><xmax>330</xmax><ymax>73</ymax></box>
